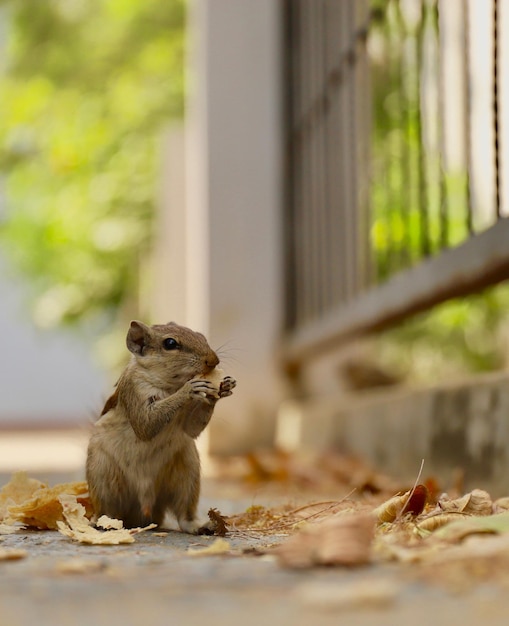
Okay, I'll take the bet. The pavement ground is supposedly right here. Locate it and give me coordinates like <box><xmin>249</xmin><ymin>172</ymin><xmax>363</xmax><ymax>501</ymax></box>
<box><xmin>1</xmin><ymin>432</ymin><xmax>509</xmax><ymax>625</ymax></box>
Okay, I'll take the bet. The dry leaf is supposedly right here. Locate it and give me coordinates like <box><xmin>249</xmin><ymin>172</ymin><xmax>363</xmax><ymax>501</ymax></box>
<box><xmin>0</xmin><ymin>548</ymin><xmax>27</xmax><ymax>561</ymax></box>
<box><xmin>434</xmin><ymin>511</ymin><xmax>509</xmax><ymax>543</ymax></box>
<box><xmin>57</xmin><ymin>495</ymin><xmax>155</xmax><ymax>545</ymax></box>
<box><xmin>438</xmin><ymin>489</ymin><xmax>492</xmax><ymax>516</ymax></box>
<box><xmin>373</xmin><ymin>485</ymin><xmax>427</xmax><ymax>523</ymax></box>
<box><xmin>96</xmin><ymin>515</ymin><xmax>124</xmax><ymax>530</ymax></box>
<box><xmin>8</xmin><ymin>481</ymin><xmax>90</xmax><ymax>529</ymax></box>
<box><xmin>207</xmin><ymin>508</ymin><xmax>228</xmax><ymax>536</ymax></box>
<box><xmin>0</xmin><ymin>472</ymin><xmax>46</xmax><ymax>520</ymax></box>
<box><xmin>0</xmin><ymin>523</ymin><xmax>17</xmax><ymax>535</ymax></box>
<box><xmin>187</xmin><ymin>538</ymin><xmax>231</xmax><ymax>556</ymax></box>
<box><xmin>417</xmin><ymin>513</ymin><xmax>471</xmax><ymax>533</ymax></box>
<box><xmin>274</xmin><ymin>513</ymin><xmax>374</xmax><ymax>569</ymax></box>
<box><xmin>493</xmin><ymin>497</ymin><xmax>509</xmax><ymax>513</ymax></box>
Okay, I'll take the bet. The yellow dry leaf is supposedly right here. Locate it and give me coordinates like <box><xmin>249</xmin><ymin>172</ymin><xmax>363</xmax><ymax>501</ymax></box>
<box><xmin>8</xmin><ymin>481</ymin><xmax>89</xmax><ymax>529</ymax></box>
<box><xmin>493</xmin><ymin>497</ymin><xmax>509</xmax><ymax>513</ymax></box>
<box><xmin>57</xmin><ymin>495</ymin><xmax>155</xmax><ymax>545</ymax></box>
<box><xmin>187</xmin><ymin>538</ymin><xmax>231</xmax><ymax>556</ymax></box>
<box><xmin>372</xmin><ymin>492</ymin><xmax>410</xmax><ymax>523</ymax></box>
<box><xmin>417</xmin><ymin>513</ymin><xmax>471</xmax><ymax>533</ymax></box>
<box><xmin>0</xmin><ymin>472</ymin><xmax>46</xmax><ymax>520</ymax></box>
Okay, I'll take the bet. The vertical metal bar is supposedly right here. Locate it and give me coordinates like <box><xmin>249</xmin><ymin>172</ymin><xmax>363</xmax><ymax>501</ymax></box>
<box><xmin>312</xmin><ymin>0</ymin><xmax>327</xmax><ymax>318</ymax></box>
<box><xmin>355</xmin><ymin>0</ymin><xmax>372</xmax><ymax>291</ymax></box>
<box><xmin>308</xmin><ymin>0</ymin><xmax>320</xmax><ymax>321</ymax></box>
<box><xmin>493</xmin><ymin>0</ymin><xmax>501</xmax><ymax>220</ymax></box>
<box><xmin>294</xmin><ymin>0</ymin><xmax>307</xmax><ymax>327</ymax></box>
<box><xmin>348</xmin><ymin>0</ymin><xmax>360</xmax><ymax>295</ymax></box>
<box><xmin>336</xmin><ymin>0</ymin><xmax>348</xmax><ymax>304</ymax></box>
<box><xmin>283</xmin><ymin>0</ymin><xmax>297</xmax><ymax>330</ymax></box>
<box><xmin>395</xmin><ymin>1</ymin><xmax>412</xmax><ymax>267</ymax></box>
<box><xmin>325</xmin><ymin>0</ymin><xmax>343</xmax><ymax>309</ymax></box>
<box><xmin>436</xmin><ymin>0</ymin><xmax>448</xmax><ymax>249</ymax></box>
<box><xmin>415</xmin><ymin>0</ymin><xmax>430</xmax><ymax>256</ymax></box>
<box><xmin>462</xmin><ymin>0</ymin><xmax>474</xmax><ymax>234</ymax></box>
<box><xmin>343</xmin><ymin>0</ymin><xmax>355</xmax><ymax>299</ymax></box>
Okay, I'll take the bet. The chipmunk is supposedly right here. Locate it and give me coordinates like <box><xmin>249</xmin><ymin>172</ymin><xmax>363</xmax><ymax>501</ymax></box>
<box><xmin>86</xmin><ymin>320</ymin><xmax>236</xmax><ymax>533</ymax></box>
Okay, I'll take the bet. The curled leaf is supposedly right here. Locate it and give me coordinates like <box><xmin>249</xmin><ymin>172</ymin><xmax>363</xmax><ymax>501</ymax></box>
<box><xmin>417</xmin><ymin>513</ymin><xmax>471</xmax><ymax>533</ymax></box>
<box><xmin>373</xmin><ymin>485</ymin><xmax>428</xmax><ymax>523</ymax></box>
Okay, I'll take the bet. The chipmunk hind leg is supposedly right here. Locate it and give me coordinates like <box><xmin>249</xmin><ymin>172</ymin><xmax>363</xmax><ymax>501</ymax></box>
<box><xmin>155</xmin><ymin>443</ymin><xmax>213</xmax><ymax>534</ymax></box>
<box><xmin>86</xmin><ymin>442</ymin><xmax>141</xmax><ymax>527</ymax></box>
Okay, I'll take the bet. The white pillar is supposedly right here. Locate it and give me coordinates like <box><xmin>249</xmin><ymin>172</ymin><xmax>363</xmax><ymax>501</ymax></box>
<box><xmin>186</xmin><ymin>0</ymin><xmax>284</xmax><ymax>453</ymax></box>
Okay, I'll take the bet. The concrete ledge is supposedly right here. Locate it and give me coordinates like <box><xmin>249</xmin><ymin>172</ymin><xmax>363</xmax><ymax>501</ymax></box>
<box><xmin>295</xmin><ymin>371</ymin><xmax>509</xmax><ymax>496</ymax></box>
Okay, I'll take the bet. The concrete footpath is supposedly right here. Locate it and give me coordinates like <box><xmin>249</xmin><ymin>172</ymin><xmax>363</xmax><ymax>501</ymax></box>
<box><xmin>1</xmin><ymin>478</ymin><xmax>509</xmax><ymax>626</ymax></box>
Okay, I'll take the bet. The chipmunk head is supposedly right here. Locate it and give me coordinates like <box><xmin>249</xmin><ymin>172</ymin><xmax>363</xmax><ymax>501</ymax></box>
<box><xmin>126</xmin><ymin>320</ymin><xmax>219</xmax><ymax>389</ymax></box>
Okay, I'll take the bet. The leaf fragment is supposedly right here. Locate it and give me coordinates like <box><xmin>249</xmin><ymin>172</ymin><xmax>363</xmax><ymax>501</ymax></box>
<box><xmin>57</xmin><ymin>495</ymin><xmax>155</xmax><ymax>545</ymax></box>
<box><xmin>373</xmin><ymin>485</ymin><xmax>428</xmax><ymax>523</ymax></box>
<box><xmin>438</xmin><ymin>489</ymin><xmax>492</xmax><ymax>516</ymax></box>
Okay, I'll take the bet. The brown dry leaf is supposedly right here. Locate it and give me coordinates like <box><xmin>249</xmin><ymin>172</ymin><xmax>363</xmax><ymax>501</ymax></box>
<box><xmin>373</xmin><ymin>485</ymin><xmax>428</xmax><ymax>523</ymax></box>
<box><xmin>187</xmin><ymin>538</ymin><xmax>231</xmax><ymax>556</ymax></box>
<box><xmin>0</xmin><ymin>548</ymin><xmax>27</xmax><ymax>561</ymax></box>
<box><xmin>274</xmin><ymin>513</ymin><xmax>374</xmax><ymax>569</ymax></box>
<box><xmin>8</xmin><ymin>481</ymin><xmax>90</xmax><ymax>529</ymax></box>
<box><xmin>438</xmin><ymin>489</ymin><xmax>492</xmax><ymax>516</ymax></box>
<box><xmin>0</xmin><ymin>472</ymin><xmax>46</xmax><ymax>520</ymax></box>
<box><xmin>208</xmin><ymin>508</ymin><xmax>228</xmax><ymax>536</ymax></box>
<box><xmin>57</xmin><ymin>494</ymin><xmax>155</xmax><ymax>545</ymax></box>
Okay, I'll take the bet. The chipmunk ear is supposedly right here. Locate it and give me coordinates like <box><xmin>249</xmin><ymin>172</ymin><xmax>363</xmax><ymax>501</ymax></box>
<box><xmin>127</xmin><ymin>320</ymin><xmax>150</xmax><ymax>355</ymax></box>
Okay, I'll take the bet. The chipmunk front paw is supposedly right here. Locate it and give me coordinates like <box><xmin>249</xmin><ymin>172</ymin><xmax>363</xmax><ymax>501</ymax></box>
<box><xmin>218</xmin><ymin>376</ymin><xmax>236</xmax><ymax>398</ymax></box>
<box><xmin>188</xmin><ymin>379</ymin><xmax>220</xmax><ymax>400</ymax></box>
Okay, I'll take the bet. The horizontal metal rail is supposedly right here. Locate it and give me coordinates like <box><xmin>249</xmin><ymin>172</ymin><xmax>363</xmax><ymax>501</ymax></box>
<box><xmin>283</xmin><ymin>218</ymin><xmax>509</xmax><ymax>369</ymax></box>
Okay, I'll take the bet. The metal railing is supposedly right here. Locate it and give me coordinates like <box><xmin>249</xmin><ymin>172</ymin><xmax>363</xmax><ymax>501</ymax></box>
<box><xmin>282</xmin><ymin>0</ymin><xmax>509</xmax><ymax>368</ymax></box>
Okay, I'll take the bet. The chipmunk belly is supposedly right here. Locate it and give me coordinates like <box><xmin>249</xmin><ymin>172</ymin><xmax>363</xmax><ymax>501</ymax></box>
<box><xmin>95</xmin><ymin>408</ymin><xmax>187</xmax><ymax>494</ymax></box>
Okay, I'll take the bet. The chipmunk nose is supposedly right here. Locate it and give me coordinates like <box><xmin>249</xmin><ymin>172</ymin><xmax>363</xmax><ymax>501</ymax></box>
<box><xmin>205</xmin><ymin>352</ymin><xmax>220</xmax><ymax>369</ymax></box>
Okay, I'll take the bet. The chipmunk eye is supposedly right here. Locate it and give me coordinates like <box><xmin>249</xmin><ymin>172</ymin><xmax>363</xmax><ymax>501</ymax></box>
<box><xmin>163</xmin><ymin>337</ymin><xmax>179</xmax><ymax>351</ymax></box>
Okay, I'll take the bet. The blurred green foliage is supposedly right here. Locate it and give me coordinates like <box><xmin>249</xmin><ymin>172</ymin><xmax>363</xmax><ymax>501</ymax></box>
<box><xmin>369</xmin><ymin>0</ymin><xmax>509</xmax><ymax>377</ymax></box>
<box><xmin>0</xmin><ymin>0</ymin><xmax>185</xmax><ymax>327</ymax></box>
